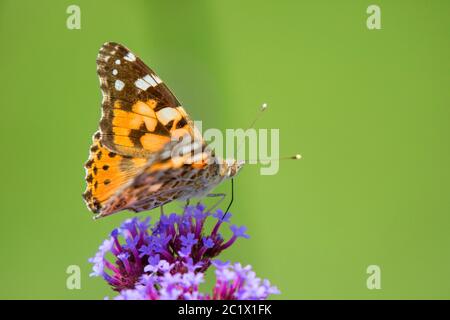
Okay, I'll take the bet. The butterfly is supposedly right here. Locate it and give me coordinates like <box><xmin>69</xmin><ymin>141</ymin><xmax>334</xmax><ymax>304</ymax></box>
<box><xmin>83</xmin><ymin>42</ymin><xmax>243</xmax><ymax>219</ymax></box>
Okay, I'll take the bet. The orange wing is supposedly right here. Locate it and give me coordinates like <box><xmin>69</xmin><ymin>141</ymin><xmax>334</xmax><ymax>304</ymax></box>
<box><xmin>83</xmin><ymin>132</ymin><xmax>147</xmax><ymax>213</ymax></box>
<box><xmin>96</xmin><ymin>42</ymin><xmax>201</xmax><ymax>158</ymax></box>
<box><xmin>91</xmin><ymin>138</ymin><xmax>216</xmax><ymax>219</ymax></box>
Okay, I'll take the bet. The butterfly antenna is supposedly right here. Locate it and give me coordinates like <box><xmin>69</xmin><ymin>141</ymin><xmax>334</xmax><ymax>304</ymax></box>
<box><xmin>248</xmin><ymin>103</ymin><xmax>268</xmax><ymax>130</ymax></box>
<box><xmin>245</xmin><ymin>153</ymin><xmax>302</xmax><ymax>163</ymax></box>
<box><xmin>235</xmin><ymin>103</ymin><xmax>268</xmax><ymax>154</ymax></box>
<box><xmin>275</xmin><ymin>154</ymin><xmax>302</xmax><ymax>161</ymax></box>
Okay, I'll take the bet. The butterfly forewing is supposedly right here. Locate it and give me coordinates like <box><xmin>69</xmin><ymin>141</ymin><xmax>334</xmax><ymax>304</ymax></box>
<box><xmin>96</xmin><ymin>42</ymin><xmax>199</xmax><ymax>158</ymax></box>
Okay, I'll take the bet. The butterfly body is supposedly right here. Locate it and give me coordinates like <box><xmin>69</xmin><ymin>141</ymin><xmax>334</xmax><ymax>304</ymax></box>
<box><xmin>83</xmin><ymin>42</ymin><xmax>243</xmax><ymax>218</ymax></box>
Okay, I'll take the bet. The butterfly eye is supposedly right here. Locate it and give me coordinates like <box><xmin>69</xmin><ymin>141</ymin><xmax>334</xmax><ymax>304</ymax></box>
<box><xmin>231</xmin><ymin>162</ymin><xmax>243</xmax><ymax>177</ymax></box>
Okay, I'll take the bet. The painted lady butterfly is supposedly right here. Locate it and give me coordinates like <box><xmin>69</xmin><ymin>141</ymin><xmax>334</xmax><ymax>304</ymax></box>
<box><xmin>83</xmin><ymin>42</ymin><xmax>243</xmax><ymax>219</ymax></box>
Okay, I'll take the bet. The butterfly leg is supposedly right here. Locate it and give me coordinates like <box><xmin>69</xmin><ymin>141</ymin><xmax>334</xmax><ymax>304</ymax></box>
<box><xmin>206</xmin><ymin>193</ymin><xmax>226</xmax><ymax>213</ymax></box>
<box><xmin>160</xmin><ymin>205</ymin><xmax>165</xmax><ymax>216</ymax></box>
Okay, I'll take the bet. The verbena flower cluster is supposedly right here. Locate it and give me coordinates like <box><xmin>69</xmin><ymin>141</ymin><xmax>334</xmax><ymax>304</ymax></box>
<box><xmin>89</xmin><ymin>203</ymin><xmax>279</xmax><ymax>300</ymax></box>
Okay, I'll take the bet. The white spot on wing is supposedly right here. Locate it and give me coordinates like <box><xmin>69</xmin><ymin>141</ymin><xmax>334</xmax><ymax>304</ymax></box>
<box><xmin>114</xmin><ymin>79</ymin><xmax>125</xmax><ymax>91</ymax></box>
<box><xmin>152</xmin><ymin>74</ymin><xmax>162</xmax><ymax>84</ymax></box>
<box><xmin>134</xmin><ymin>78</ymin><xmax>151</xmax><ymax>91</ymax></box>
<box><xmin>134</xmin><ymin>74</ymin><xmax>161</xmax><ymax>91</ymax></box>
<box><xmin>124</xmin><ymin>52</ymin><xmax>136</xmax><ymax>62</ymax></box>
<box><xmin>156</xmin><ymin>107</ymin><xmax>178</xmax><ymax>125</ymax></box>
<box><xmin>115</xmin><ymin>59</ymin><xmax>121</xmax><ymax>65</ymax></box>
<box><xmin>143</xmin><ymin>74</ymin><xmax>157</xmax><ymax>87</ymax></box>
<box><xmin>112</xmin><ymin>69</ymin><xmax>118</xmax><ymax>75</ymax></box>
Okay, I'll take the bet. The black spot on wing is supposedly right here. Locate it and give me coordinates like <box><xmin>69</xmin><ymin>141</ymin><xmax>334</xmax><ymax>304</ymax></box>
<box><xmin>129</xmin><ymin>129</ymin><xmax>144</xmax><ymax>149</ymax></box>
<box><xmin>177</xmin><ymin>118</ymin><xmax>187</xmax><ymax>129</ymax></box>
<box><xmin>85</xmin><ymin>159</ymin><xmax>94</xmax><ymax>169</ymax></box>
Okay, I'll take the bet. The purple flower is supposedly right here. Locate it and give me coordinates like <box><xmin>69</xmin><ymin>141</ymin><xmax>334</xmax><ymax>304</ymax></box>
<box><xmin>230</xmin><ymin>225</ymin><xmax>250</xmax><ymax>239</ymax></box>
<box><xmin>114</xmin><ymin>261</ymin><xmax>279</xmax><ymax>300</ymax></box>
<box><xmin>213</xmin><ymin>209</ymin><xmax>232</xmax><ymax>222</ymax></box>
<box><xmin>203</xmin><ymin>237</ymin><xmax>215</xmax><ymax>249</ymax></box>
<box><xmin>89</xmin><ymin>203</ymin><xmax>246</xmax><ymax>291</ymax></box>
<box><xmin>210</xmin><ymin>262</ymin><xmax>280</xmax><ymax>300</ymax></box>
<box><xmin>89</xmin><ymin>202</ymin><xmax>279</xmax><ymax>300</ymax></box>
<box><xmin>180</xmin><ymin>233</ymin><xmax>198</xmax><ymax>248</ymax></box>
<box><xmin>221</xmin><ymin>225</ymin><xmax>250</xmax><ymax>250</ymax></box>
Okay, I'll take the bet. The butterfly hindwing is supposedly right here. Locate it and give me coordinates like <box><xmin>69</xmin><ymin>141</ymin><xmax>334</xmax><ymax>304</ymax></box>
<box><xmin>96</xmin><ymin>42</ymin><xmax>199</xmax><ymax>158</ymax></box>
<box><xmin>93</xmin><ymin>138</ymin><xmax>216</xmax><ymax>218</ymax></box>
<box><xmin>83</xmin><ymin>131</ymin><xmax>148</xmax><ymax>213</ymax></box>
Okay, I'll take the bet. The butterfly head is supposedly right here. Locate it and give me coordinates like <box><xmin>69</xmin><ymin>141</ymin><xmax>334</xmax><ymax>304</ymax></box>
<box><xmin>221</xmin><ymin>159</ymin><xmax>245</xmax><ymax>178</ymax></box>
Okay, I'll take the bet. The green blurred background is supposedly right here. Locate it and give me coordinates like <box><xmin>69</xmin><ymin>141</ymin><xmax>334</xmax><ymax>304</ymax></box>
<box><xmin>0</xmin><ymin>0</ymin><xmax>449</xmax><ymax>299</ymax></box>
